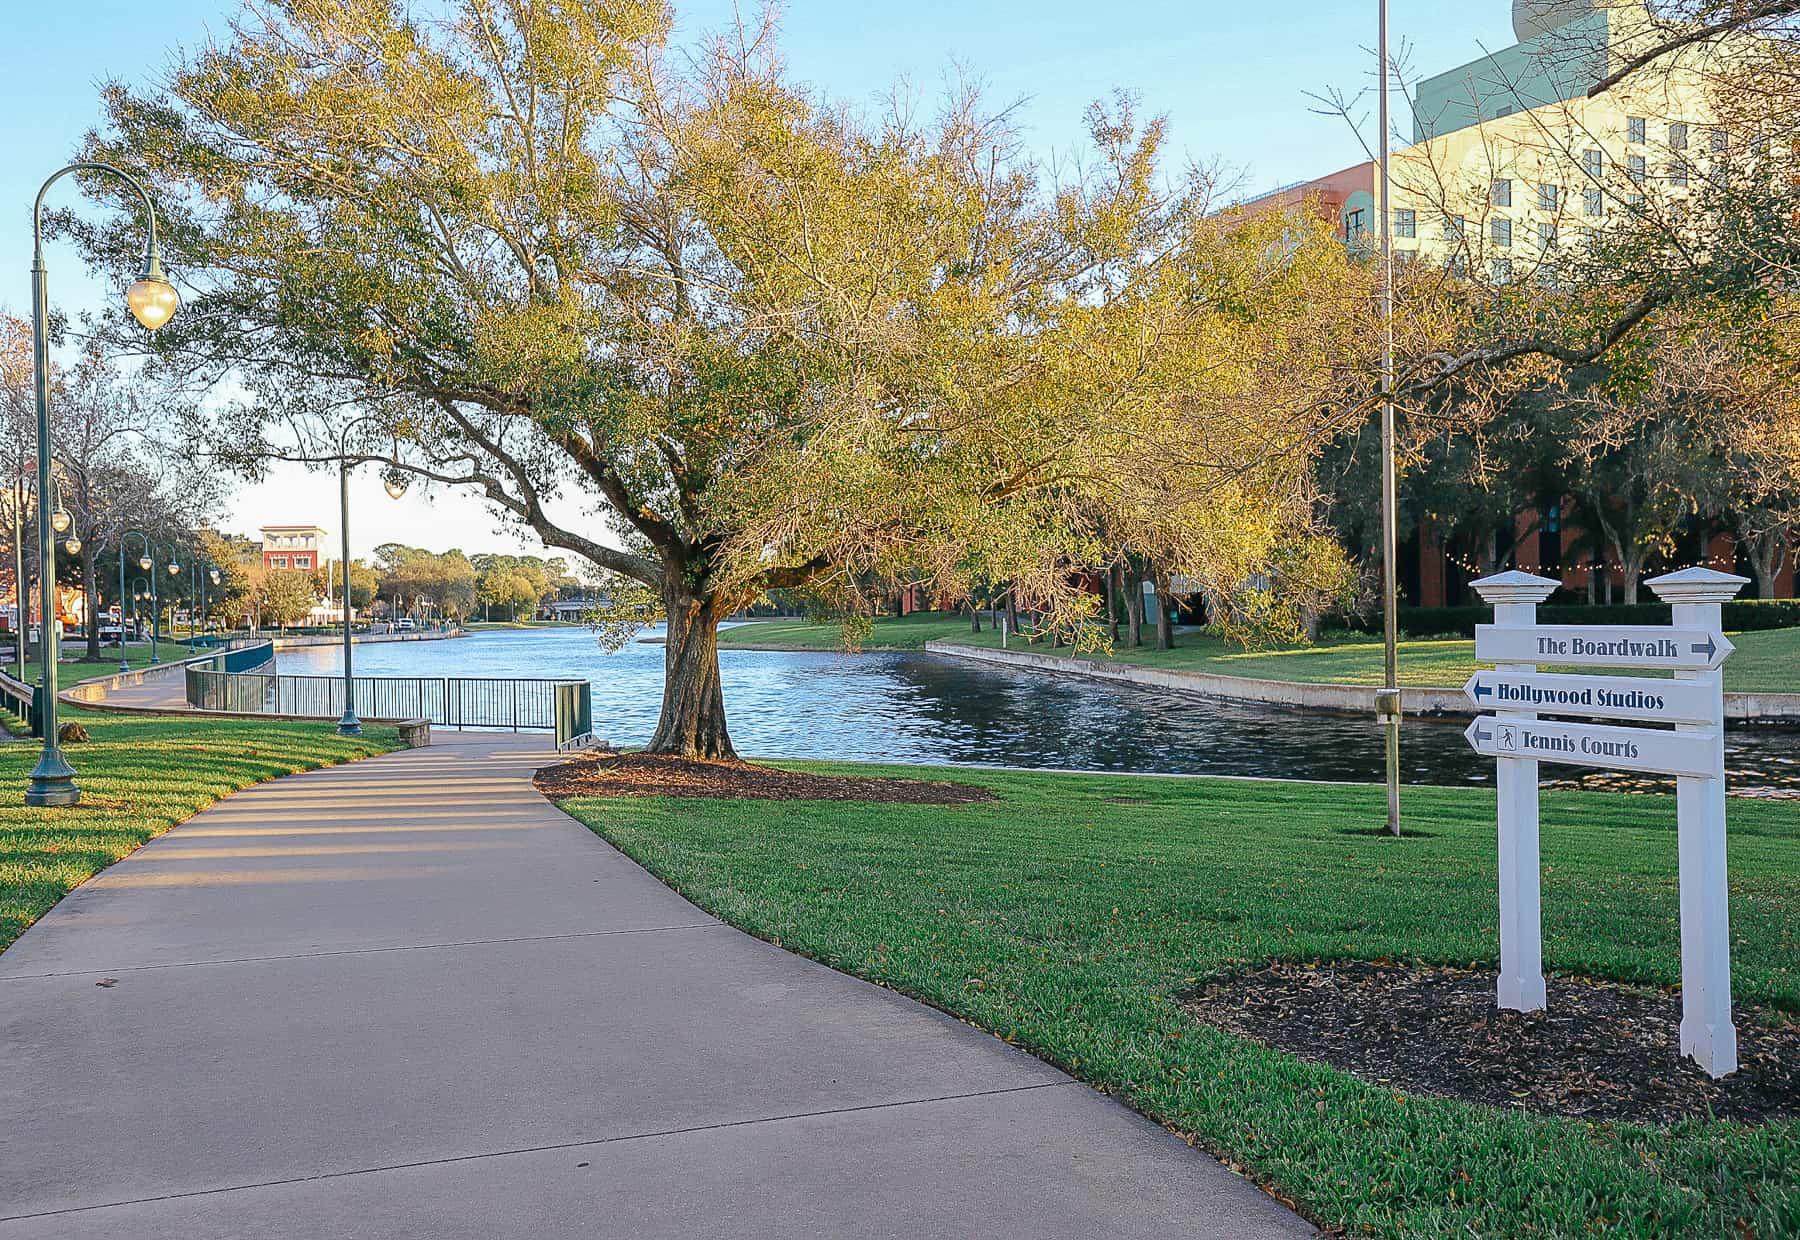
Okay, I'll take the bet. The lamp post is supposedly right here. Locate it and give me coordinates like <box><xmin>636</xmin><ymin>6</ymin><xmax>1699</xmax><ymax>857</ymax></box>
<box><xmin>130</xmin><ymin>577</ymin><xmax>149</xmax><ymax>655</ymax></box>
<box><xmin>25</xmin><ymin>162</ymin><xmax>178</xmax><ymax>808</ymax></box>
<box><xmin>164</xmin><ymin>547</ymin><xmax>183</xmax><ymax>648</ymax></box>
<box><xmin>8</xmin><ymin>476</ymin><xmax>25</xmax><ymax>682</ymax></box>
<box><xmin>1376</xmin><ymin>0</ymin><xmax>1402</xmax><ymax>836</ymax></box>
<box><xmin>333</xmin><ymin>415</ymin><xmax>409</xmax><ymax>736</ymax></box>
<box><xmin>118</xmin><ymin>530</ymin><xmax>154</xmax><ymax>672</ymax></box>
<box><xmin>184</xmin><ymin>554</ymin><xmax>211</xmax><ymax>651</ymax></box>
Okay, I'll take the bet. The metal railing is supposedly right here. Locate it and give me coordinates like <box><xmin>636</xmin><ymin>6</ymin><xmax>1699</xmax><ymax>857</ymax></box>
<box><xmin>0</xmin><ymin>669</ymin><xmax>37</xmax><ymax>736</ymax></box>
<box><xmin>185</xmin><ymin>668</ymin><xmax>594</xmax><ymax>745</ymax></box>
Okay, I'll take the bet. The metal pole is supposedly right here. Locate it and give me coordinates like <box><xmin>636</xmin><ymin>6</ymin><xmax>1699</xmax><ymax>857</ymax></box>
<box><xmin>149</xmin><ymin>552</ymin><xmax>161</xmax><ymax>664</ymax></box>
<box><xmin>337</xmin><ymin>418</ymin><xmax>367</xmax><ymax>735</ymax></box>
<box><xmin>1378</xmin><ymin>0</ymin><xmax>1402</xmax><ymax>836</ymax></box>
<box><xmin>26</xmin><ymin>223</ymin><xmax>76</xmax><ymax>805</ymax></box>
<box><xmin>117</xmin><ymin>533</ymin><xmax>129</xmax><ymax>672</ymax></box>
<box><xmin>11</xmin><ymin>479</ymin><xmax>25</xmax><ymax>682</ymax></box>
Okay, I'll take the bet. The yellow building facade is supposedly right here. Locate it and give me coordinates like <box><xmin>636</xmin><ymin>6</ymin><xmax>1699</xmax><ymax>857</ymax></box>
<box><xmin>1249</xmin><ymin>1</ymin><xmax>1745</xmax><ymax>286</ymax></box>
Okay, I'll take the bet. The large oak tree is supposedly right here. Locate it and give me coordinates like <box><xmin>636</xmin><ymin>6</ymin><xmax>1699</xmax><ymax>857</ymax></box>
<box><xmin>73</xmin><ymin>1</ymin><xmax>1380</xmax><ymax>758</ymax></box>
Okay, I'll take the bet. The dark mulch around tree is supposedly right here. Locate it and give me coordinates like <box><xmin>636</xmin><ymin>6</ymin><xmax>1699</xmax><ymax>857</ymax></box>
<box><xmin>1186</xmin><ymin>961</ymin><xmax>1800</xmax><ymax>1125</ymax></box>
<box><xmin>535</xmin><ymin>751</ymin><xmax>997</xmax><ymax>805</ymax></box>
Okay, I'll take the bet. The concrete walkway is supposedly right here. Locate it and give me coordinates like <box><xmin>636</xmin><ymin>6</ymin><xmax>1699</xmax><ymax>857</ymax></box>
<box><xmin>0</xmin><ymin>733</ymin><xmax>1311</xmax><ymax>1238</ymax></box>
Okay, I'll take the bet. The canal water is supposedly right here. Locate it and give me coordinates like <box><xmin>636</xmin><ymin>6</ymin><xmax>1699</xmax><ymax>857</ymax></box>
<box><xmin>276</xmin><ymin>627</ymin><xmax>1800</xmax><ymax>794</ymax></box>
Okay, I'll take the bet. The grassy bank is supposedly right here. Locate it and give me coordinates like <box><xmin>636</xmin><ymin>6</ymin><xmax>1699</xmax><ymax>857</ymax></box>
<box><xmin>720</xmin><ymin>613</ymin><xmax>1800</xmax><ymax>694</ymax></box>
<box><xmin>0</xmin><ymin>709</ymin><xmax>400</xmax><ymax>952</ymax></box>
<box><xmin>560</xmin><ymin>767</ymin><xmax>1799</xmax><ymax>1237</ymax></box>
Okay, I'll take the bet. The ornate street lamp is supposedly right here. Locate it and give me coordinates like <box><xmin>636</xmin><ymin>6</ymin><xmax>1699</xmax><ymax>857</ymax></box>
<box><xmin>129</xmin><ymin>576</ymin><xmax>150</xmax><ymax>658</ymax></box>
<box><xmin>26</xmin><ymin>161</ymin><xmax>177</xmax><ymax>807</ymax></box>
<box><xmin>333</xmin><ymin>417</ymin><xmax>408</xmax><ymax>736</ymax></box>
<box><xmin>118</xmin><ymin>531</ymin><xmax>153</xmax><ymax>671</ymax></box>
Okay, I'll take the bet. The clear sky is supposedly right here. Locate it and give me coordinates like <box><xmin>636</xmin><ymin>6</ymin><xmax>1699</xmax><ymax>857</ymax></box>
<box><xmin>2</xmin><ymin>0</ymin><xmax>1517</xmax><ymax>560</ymax></box>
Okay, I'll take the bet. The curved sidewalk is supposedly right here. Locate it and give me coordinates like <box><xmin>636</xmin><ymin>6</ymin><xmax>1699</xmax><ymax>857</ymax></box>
<box><xmin>0</xmin><ymin>732</ymin><xmax>1310</xmax><ymax>1238</ymax></box>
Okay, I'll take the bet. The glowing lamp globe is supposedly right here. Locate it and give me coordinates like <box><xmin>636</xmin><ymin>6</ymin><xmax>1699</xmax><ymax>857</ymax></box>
<box><xmin>382</xmin><ymin>469</ymin><xmax>411</xmax><ymax>500</ymax></box>
<box><xmin>138</xmin><ymin>555</ymin><xmax>153</xmax><ymax>572</ymax></box>
<box><xmin>168</xmin><ymin>560</ymin><xmax>181</xmax><ymax>576</ymax></box>
<box><xmin>50</xmin><ymin>508</ymin><xmax>72</xmax><ymax>534</ymax></box>
<box><xmin>126</xmin><ymin>253</ymin><xmax>179</xmax><ymax>331</ymax></box>
<box><xmin>64</xmin><ymin>536</ymin><xmax>81</xmax><ymax>556</ymax></box>
<box><xmin>209</xmin><ymin>568</ymin><xmax>221</xmax><ymax>585</ymax></box>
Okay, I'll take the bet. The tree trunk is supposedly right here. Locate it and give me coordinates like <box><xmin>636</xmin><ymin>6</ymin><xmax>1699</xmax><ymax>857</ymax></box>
<box><xmin>968</xmin><ymin>599</ymin><xmax>982</xmax><ymax>633</ymax></box>
<box><xmin>645</xmin><ymin>586</ymin><xmax>737</xmax><ymax>760</ymax></box>
<box><xmin>83</xmin><ymin>546</ymin><xmax>101</xmax><ymax>661</ymax></box>
<box><xmin>1745</xmin><ymin>528</ymin><xmax>1786</xmax><ymax>600</ymax></box>
<box><xmin>1004</xmin><ymin>590</ymin><xmax>1020</xmax><ymax>641</ymax></box>
<box><xmin>1104</xmin><ymin>563</ymin><xmax>1120</xmax><ymax>644</ymax></box>
<box><xmin>1124</xmin><ymin>565</ymin><xmax>1144</xmax><ymax>647</ymax></box>
<box><xmin>1153</xmin><ymin>571</ymin><xmax>1173</xmax><ymax>650</ymax></box>
<box><xmin>1621</xmin><ymin>547</ymin><xmax>1646</xmax><ymax>605</ymax></box>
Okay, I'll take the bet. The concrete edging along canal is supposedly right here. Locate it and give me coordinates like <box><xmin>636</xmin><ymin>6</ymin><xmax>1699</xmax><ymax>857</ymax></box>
<box><xmin>924</xmin><ymin>640</ymin><xmax>1800</xmax><ymax>724</ymax></box>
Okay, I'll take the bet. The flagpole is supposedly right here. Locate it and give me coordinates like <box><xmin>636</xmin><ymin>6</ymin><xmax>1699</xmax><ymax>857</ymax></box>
<box><xmin>1379</xmin><ymin>0</ymin><xmax>1402</xmax><ymax>835</ymax></box>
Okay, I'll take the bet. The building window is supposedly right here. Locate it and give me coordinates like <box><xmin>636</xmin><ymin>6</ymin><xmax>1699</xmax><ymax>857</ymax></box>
<box><xmin>1627</xmin><ymin>116</ymin><xmax>1646</xmax><ymax>144</ymax></box>
<box><xmin>1627</xmin><ymin>154</ymin><xmax>1647</xmax><ymax>184</ymax></box>
<box><xmin>1583</xmin><ymin>187</ymin><xmax>1605</xmax><ymax>217</ymax></box>
<box><xmin>271</xmin><ymin>555</ymin><xmax>288</xmax><ymax>569</ymax></box>
<box><xmin>294</xmin><ymin>555</ymin><xmax>312</xmax><ymax>569</ymax></box>
<box><xmin>1491</xmin><ymin>178</ymin><xmax>1512</xmax><ymax>207</ymax></box>
<box><xmin>1491</xmin><ymin>217</ymin><xmax>1513</xmax><ymax>247</ymax></box>
<box><xmin>1582</xmin><ymin>148</ymin><xmax>1604</xmax><ymax>179</ymax></box>
<box><xmin>1448</xmin><ymin>254</ymin><xmax>1468</xmax><ymax>277</ymax></box>
<box><xmin>1710</xmin><ymin>127</ymin><xmax>1729</xmax><ymax>155</ymax></box>
<box><xmin>1445</xmin><ymin>214</ymin><xmax>1466</xmax><ymax>240</ymax></box>
<box><xmin>1394</xmin><ymin>208</ymin><xmax>1416</xmax><ymax>238</ymax></box>
<box><xmin>1539</xmin><ymin>221</ymin><xmax>1557</xmax><ymax>248</ymax></box>
<box><xmin>1750</xmin><ymin>130</ymin><xmax>1770</xmax><ymax>159</ymax></box>
<box><xmin>1669</xmin><ymin>122</ymin><xmax>1688</xmax><ymax>151</ymax></box>
<box><xmin>1491</xmin><ymin>257</ymin><xmax>1513</xmax><ymax>283</ymax></box>
<box><xmin>1344</xmin><ymin>207</ymin><xmax>1366</xmax><ymax>237</ymax></box>
<box><xmin>1670</xmin><ymin>157</ymin><xmax>1690</xmax><ymax>188</ymax></box>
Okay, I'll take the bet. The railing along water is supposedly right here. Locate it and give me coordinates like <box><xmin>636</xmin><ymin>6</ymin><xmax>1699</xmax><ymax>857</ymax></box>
<box><xmin>185</xmin><ymin>666</ymin><xmax>594</xmax><ymax>747</ymax></box>
<box><xmin>0</xmin><ymin>669</ymin><xmax>38</xmax><ymax>736</ymax></box>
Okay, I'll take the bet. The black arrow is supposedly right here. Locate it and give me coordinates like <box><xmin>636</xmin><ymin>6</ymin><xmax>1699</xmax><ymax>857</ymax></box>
<box><xmin>1691</xmin><ymin>636</ymin><xmax>1716</xmax><ymax>659</ymax></box>
<box><xmin>1473</xmin><ymin>682</ymin><xmax>1493</xmax><ymax>699</ymax></box>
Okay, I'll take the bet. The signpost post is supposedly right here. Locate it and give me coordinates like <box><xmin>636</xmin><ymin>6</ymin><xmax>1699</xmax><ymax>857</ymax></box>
<box><xmin>1467</xmin><ymin>567</ymin><xmax>1748</xmax><ymax>1077</ymax></box>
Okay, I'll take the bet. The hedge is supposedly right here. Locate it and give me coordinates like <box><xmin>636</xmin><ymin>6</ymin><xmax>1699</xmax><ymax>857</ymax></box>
<box><xmin>1329</xmin><ymin>598</ymin><xmax>1800</xmax><ymax>639</ymax></box>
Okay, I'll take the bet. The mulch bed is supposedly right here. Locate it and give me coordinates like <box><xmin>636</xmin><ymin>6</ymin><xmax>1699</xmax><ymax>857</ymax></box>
<box><xmin>535</xmin><ymin>751</ymin><xmax>996</xmax><ymax>805</ymax></box>
<box><xmin>1186</xmin><ymin>961</ymin><xmax>1800</xmax><ymax>1125</ymax></box>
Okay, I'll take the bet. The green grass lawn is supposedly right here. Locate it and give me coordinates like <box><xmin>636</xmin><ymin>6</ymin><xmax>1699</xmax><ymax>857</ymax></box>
<box><xmin>727</xmin><ymin>613</ymin><xmax>1800</xmax><ymax>694</ymax></box>
<box><xmin>0</xmin><ymin>709</ymin><xmax>399</xmax><ymax>952</ymax></box>
<box><xmin>560</xmin><ymin>768</ymin><xmax>1800</xmax><ymax>1237</ymax></box>
<box><xmin>57</xmin><ymin>641</ymin><xmax>199</xmax><ymax>680</ymax></box>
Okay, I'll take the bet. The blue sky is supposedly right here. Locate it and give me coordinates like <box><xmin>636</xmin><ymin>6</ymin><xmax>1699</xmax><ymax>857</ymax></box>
<box><xmin>1</xmin><ymin>0</ymin><xmax>1517</xmax><ymax>556</ymax></box>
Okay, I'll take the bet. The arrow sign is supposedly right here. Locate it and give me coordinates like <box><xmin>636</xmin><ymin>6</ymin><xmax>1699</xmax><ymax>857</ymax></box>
<box><xmin>1464</xmin><ymin>715</ymin><xmax>1719</xmax><ymax>778</ymax></box>
<box><xmin>1475</xmin><ymin>624</ymin><xmax>1734</xmax><ymax>671</ymax></box>
<box><xmin>1461</xmin><ymin>672</ymin><xmax>1717</xmax><ymax>725</ymax></box>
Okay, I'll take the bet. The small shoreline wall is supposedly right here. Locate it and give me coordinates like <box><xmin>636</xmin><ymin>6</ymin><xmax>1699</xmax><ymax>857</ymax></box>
<box><xmin>923</xmin><ymin>641</ymin><xmax>1800</xmax><ymax>724</ymax></box>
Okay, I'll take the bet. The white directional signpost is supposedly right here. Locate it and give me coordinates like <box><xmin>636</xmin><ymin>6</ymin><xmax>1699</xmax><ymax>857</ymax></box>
<box><xmin>1466</xmin><ymin>567</ymin><xmax>1749</xmax><ymax>1078</ymax></box>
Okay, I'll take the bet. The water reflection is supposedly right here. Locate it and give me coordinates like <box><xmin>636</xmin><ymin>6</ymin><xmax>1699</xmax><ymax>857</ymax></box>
<box><xmin>278</xmin><ymin>629</ymin><xmax>1800</xmax><ymax>794</ymax></box>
